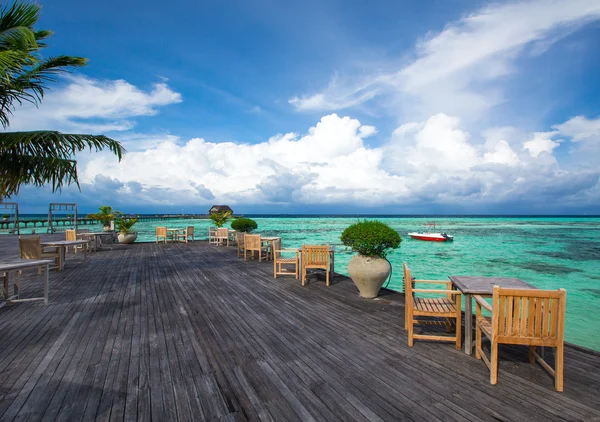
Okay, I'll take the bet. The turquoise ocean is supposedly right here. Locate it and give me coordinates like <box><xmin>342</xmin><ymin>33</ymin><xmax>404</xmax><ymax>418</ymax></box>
<box><xmin>11</xmin><ymin>215</ymin><xmax>600</xmax><ymax>351</ymax></box>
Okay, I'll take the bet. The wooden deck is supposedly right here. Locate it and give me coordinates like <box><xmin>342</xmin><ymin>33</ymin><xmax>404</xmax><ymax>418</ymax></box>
<box><xmin>1</xmin><ymin>237</ymin><xmax>599</xmax><ymax>421</ymax></box>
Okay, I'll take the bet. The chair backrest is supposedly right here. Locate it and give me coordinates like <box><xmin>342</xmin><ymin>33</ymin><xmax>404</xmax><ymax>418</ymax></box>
<box><xmin>186</xmin><ymin>226</ymin><xmax>194</xmax><ymax>235</ymax></box>
<box><xmin>66</xmin><ymin>229</ymin><xmax>77</xmax><ymax>241</ymax></box>
<box><xmin>302</xmin><ymin>245</ymin><xmax>329</xmax><ymax>266</ymax></box>
<box><xmin>272</xmin><ymin>238</ymin><xmax>282</xmax><ymax>259</ymax></box>
<box><xmin>19</xmin><ymin>236</ymin><xmax>41</xmax><ymax>260</ymax></box>
<box><xmin>216</xmin><ymin>228</ymin><xmax>229</xmax><ymax>238</ymax></box>
<box><xmin>235</xmin><ymin>232</ymin><xmax>245</xmax><ymax>246</ymax></box>
<box><xmin>245</xmin><ymin>234</ymin><xmax>261</xmax><ymax>250</ymax></box>
<box><xmin>491</xmin><ymin>286</ymin><xmax>566</xmax><ymax>346</ymax></box>
<box><xmin>156</xmin><ymin>226</ymin><xmax>167</xmax><ymax>237</ymax></box>
<box><xmin>403</xmin><ymin>263</ymin><xmax>413</xmax><ymax>299</ymax></box>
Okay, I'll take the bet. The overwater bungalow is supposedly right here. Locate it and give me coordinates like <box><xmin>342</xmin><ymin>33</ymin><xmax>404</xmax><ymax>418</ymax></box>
<box><xmin>0</xmin><ymin>234</ymin><xmax>599</xmax><ymax>421</ymax></box>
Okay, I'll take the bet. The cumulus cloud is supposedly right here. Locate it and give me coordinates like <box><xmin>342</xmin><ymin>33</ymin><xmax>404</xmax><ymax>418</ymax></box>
<box><xmin>76</xmin><ymin>113</ymin><xmax>599</xmax><ymax>211</ymax></box>
<box><xmin>554</xmin><ymin>116</ymin><xmax>600</xmax><ymax>145</ymax></box>
<box><xmin>6</xmin><ymin>75</ymin><xmax>182</xmax><ymax>133</ymax></box>
<box><xmin>289</xmin><ymin>0</ymin><xmax>600</xmax><ymax>121</ymax></box>
<box><xmin>523</xmin><ymin>131</ymin><xmax>561</xmax><ymax>158</ymax></box>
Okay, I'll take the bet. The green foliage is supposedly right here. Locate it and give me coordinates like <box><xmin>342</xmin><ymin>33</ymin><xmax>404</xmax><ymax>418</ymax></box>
<box><xmin>340</xmin><ymin>220</ymin><xmax>402</xmax><ymax>258</ymax></box>
<box><xmin>115</xmin><ymin>218</ymin><xmax>137</xmax><ymax>234</ymax></box>
<box><xmin>230</xmin><ymin>217</ymin><xmax>258</xmax><ymax>233</ymax></box>
<box><xmin>209</xmin><ymin>211</ymin><xmax>232</xmax><ymax>228</ymax></box>
<box><xmin>87</xmin><ymin>205</ymin><xmax>121</xmax><ymax>227</ymax></box>
<box><xmin>0</xmin><ymin>1</ymin><xmax>124</xmax><ymax>199</ymax></box>
<box><xmin>2</xmin><ymin>214</ymin><xmax>9</xmax><ymax>219</ymax></box>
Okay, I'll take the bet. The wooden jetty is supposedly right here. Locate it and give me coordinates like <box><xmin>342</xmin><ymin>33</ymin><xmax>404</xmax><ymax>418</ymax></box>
<box><xmin>0</xmin><ymin>237</ymin><xmax>599</xmax><ymax>421</ymax></box>
<box><xmin>0</xmin><ymin>214</ymin><xmax>223</xmax><ymax>233</ymax></box>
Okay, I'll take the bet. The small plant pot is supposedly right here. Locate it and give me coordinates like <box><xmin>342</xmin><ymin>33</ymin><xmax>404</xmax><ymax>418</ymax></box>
<box><xmin>118</xmin><ymin>232</ymin><xmax>138</xmax><ymax>244</ymax></box>
<box><xmin>347</xmin><ymin>254</ymin><xmax>391</xmax><ymax>299</ymax></box>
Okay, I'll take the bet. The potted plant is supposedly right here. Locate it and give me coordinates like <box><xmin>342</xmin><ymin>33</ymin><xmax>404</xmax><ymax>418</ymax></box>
<box><xmin>230</xmin><ymin>217</ymin><xmax>258</xmax><ymax>233</ymax></box>
<box><xmin>116</xmin><ymin>218</ymin><xmax>138</xmax><ymax>244</ymax></box>
<box><xmin>87</xmin><ymin>205</ymin><xmax>121</xmax><ymax>231</ymax></box>
<box><xmin>2</xmin><ymin>214</ymin><xmax>9</xmax><ymax>221</ymax></box>
<box><xmin>341</xmin><ymin>220</ymin><xmax>402</xmax><ymax>299</ymax></box>
<box><xmin>209</xmin><ymin>210</ymin><xmax>232</xmax><ymax>228</ymax></box>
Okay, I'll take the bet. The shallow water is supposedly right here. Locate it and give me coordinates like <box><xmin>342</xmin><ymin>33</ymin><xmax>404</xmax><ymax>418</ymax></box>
<box><xmin>14</xmin><ymin>216</ymin><xmax>600</xmax><ymax>351</ymax></box>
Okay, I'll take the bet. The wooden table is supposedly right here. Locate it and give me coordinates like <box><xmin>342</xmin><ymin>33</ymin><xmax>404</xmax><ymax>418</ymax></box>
<box><xmin>41</xmin><ymin>240</ymin><xmax>89</xmax><ymax>271</ymax></box>
<box><xmin>261</xmin><ymin>237</ymin><xmax>281</xmax><ymax>260</ymax></box>
<box><xmin>80</xmin><ymin>232</ymin><xmax>114</xmax><ymax>251</ymax></box>
<box><xmin>0</xmin><ymin>259</ymin><xmax>53</xmax><ymax>305</ymax></box>
<box><xmin>449</xmin><ymin>275</ymin><xmax>537</xmax><ymax>355</ymax></box>
<box><xmin>167</xmin><ymin>228</ymin><xmax>185</xmax><ymax>242</ymax></box>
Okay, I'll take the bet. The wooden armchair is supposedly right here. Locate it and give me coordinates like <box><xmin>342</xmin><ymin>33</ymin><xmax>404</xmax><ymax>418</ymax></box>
<box><xmin>300</xmin><ymin>245</ymin><xmax>332</xmax><ymax>286</ymax></box>
<box><xmin>216</xmin><ymin>228</ymin><xmax>230</xmax><ymax>246</ymax></box>
<box><xmin>156</xmin><ymin>226</ymin><xmax>168</xmax><ymax>244</ymax></box>
<box><xmin>177</xmin><ymin>226</ymin><xmax>194</xmax><ymax>243</ymax></box>
<box><xmin>244</xmin><ymin>234</ymin><xmax>267</xmax><ymax>261</ymax></box>
<box><xmin>403</xmin><ymin>263</ymin><xmax>462</xmax><ymax>349</ymax></box>
<box><xmin>208</xmin><ymin>227</ymin><xmax>218</xmax><ymax>245</ymax></box>
<box><xmin>235</xmin><ymin>232</ymin><xmax>246</xmax><ymax>258</ymax></box>
<box><xmin>273</xmin><ymin>239</ymin><xmax>298</xmax><ymax>278</ymax></box>
<box><xmin>19</xmin><ymin>236</ymin><xmax>60</xmax><ymax>270</ymax></box>
<box><xmin>475</xmin><ymin>286</ymin><xmax>566</xmax><ymax>391</ymax></box>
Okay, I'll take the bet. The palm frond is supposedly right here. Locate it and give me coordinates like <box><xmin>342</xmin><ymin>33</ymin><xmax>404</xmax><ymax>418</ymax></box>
<box><xmin>0</xmin><ymin>3</ymin><xmax>40</xmax><ymax>32</ymax></box>
<box><xmin>0</xmin><ymin>131</ymin><xmax>125</xmax><ymax>198</ymax></box>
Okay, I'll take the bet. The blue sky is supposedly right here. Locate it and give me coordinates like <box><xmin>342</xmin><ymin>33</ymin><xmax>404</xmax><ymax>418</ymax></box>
<box><xmin>7</xmin><ymin>0</ymin><xmax>600</xmax><ymax>214</ymax></box>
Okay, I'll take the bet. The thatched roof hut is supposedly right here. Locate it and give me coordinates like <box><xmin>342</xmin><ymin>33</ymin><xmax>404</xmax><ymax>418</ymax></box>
<box><xmin>208</xmin><ymin>205</ymin><xmax>233</xmax><ymax>214</ymax></box>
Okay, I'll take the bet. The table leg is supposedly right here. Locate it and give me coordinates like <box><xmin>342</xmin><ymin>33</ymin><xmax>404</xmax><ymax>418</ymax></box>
<box><xmin>13</xmin><ymin>271</ymin><xmax>19</xmax><ymax>299</ymax></box>
<box><xmin>3</xmin><ymin>272</ymin><xmax>8</xmax><ymax>299</ymax></box>
<box><xmin>43</xmin><ymin>264</ymin><xmax>49</xmax><ymax>304</ymax></box>
<box><xmin>464</xmin><ymin>293</ymin><xmax>473</xmax><ymax>355</ymax></box>
<box><xmin>59</xmin><ymin>246</ymin><xmax>65</xmax><ymax>271</ymax></box>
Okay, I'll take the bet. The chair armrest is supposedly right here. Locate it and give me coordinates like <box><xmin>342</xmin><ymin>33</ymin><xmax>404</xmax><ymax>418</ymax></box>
<box><xmin>412</xmin><ymin>289</ymin><xmax>461</xmax><ymax>295</ymax></box>
<box><xmin>413</xmin><ymin>279</ymin><xmax>450</xmax><ymax>284</ymax></box>
<box><xmin>474</xmin><ymin>295</ymin><xmax>493</xmax><ymax>312</ymax></box>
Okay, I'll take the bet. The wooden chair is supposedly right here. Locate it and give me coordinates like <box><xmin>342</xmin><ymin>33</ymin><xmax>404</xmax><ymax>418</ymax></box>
<box><xmin>300</xmin><ymin>245</ymin><xmax>332</xmax><ymax>286</ymax></box>
<box><xmin>475</xmin><ymin>286</ymin><xmax>566</xmax><ymax>391</ymax></box>
<box><xmin>156</xmin><ymin>226</ymin><xmax>168</xmax><ymax>244</ymax></box>
<box><xmin>176</xmin><ymin>226</ymin><xmax>194</xmax><ymax>243</ymax></box>
<box><xmin>403</xmin><ymin>263</ymin><xmax>462</xmax><ymax>349</ymax></box>
<box><xmin>216</xmin><ymin>228</ymin><xmax>230</xmax><ymax>246</ymax></box>
<box><xmin>273</xmin><ymin>239</ymin><xmax>299</xmax><ymax>278</ymax></box>
<box><xmin>235</xmin><ymin>232</ymin><xmax>246</xmax><ymax>258</ymax></box>
<box><xmin>244</xmin><ymin>234</ymin><xmax>266</xmax><ymax>261</ymax></box>
<box><xmin>66</xmin><ymin>229</ymin><xmax>78</xmax><ymax>253</ymax></box>
<box><xmin>66</xmin><ymin>229</ymin><xmax>90</xmax><ymax>254</ymax></box>
<box><xmin>19</xmin><ymin>236</ymin><xmax>60</xmax><ymax>270</ymax></box>
<box><xmin>208</xmin><ymin>227</ymin><xmax>218</xmax><ymax>245</ymax></box>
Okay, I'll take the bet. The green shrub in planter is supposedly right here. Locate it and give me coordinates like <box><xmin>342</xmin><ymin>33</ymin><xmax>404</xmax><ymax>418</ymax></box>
<box><xmin>341</xmin><ymin>220</ymin><xmax>401</xmax><ymax>258</ymax></box>
<box><xmin>231</xmin><ymin>217</ymin><xmax>258</xmax><ymax>233</ymax></box>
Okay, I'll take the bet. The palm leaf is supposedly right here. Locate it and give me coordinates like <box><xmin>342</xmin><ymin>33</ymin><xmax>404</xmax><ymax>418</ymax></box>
<box><xmin>0</xmin><ymin>131</ymin><xmax>125</xmax><ymax>198</ymax></box>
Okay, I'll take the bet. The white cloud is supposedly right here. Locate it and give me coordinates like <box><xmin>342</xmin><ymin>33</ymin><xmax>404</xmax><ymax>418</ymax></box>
<box><xmin>289</xmin><ymin>0</ymin><xmax>600</xmax><ymax>121</ymax></box>
<box><xmin>523</xmin><ymin>131</ymin><xmax>561</xmax><ymax>157</ymax></box>
<box><xmin>78</xmin><ymin>113</ymin><xmax>599</xmax><ymax>210</ymax></box>
<box><xmin>554</xmin><ymin>115</ymin><xmax>600</xmax><ymax>144</ymax></box>
<box><xmin>6</xmin><ymin>75</ymin><xmax>182</xmax><ymax>133</ymax></box>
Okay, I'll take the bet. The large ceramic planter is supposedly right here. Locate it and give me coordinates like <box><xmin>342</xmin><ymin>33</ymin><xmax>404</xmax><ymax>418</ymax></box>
<box><xmin>118</xmin><ymin>232</ymin><xmax>138</xmax><ymax>244</ymax></box>
<box><xmin>347</xmin><ymin>254</ymin><xmax>391</xmax><ymax>299</ymax></box>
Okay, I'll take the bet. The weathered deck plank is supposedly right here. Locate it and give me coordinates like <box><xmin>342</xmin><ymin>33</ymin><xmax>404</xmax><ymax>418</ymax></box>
<box><xmin>0</xmin><ymin>236</ymin><xmax>599</xmax><ymax>421</ymax></box>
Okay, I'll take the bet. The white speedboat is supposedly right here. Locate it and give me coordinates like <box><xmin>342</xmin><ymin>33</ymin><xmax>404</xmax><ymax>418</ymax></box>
<box><xmin>408</xmin><ymin>223</ymin><xmax>454</xmax><ymax>242</ymax></box>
